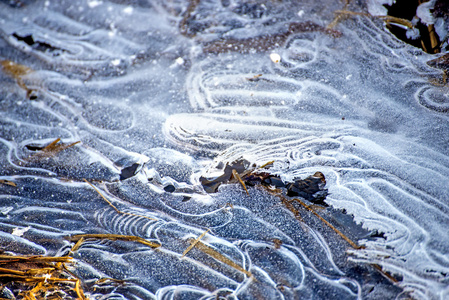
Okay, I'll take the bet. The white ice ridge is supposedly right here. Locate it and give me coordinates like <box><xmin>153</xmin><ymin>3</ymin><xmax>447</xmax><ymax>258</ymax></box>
<box><xmin>1</xmin><ymin>0</ymin><xmax>449</xmax><ymax>299</ymax></box>
<box><xmin>163</xmin><ymin>14</ymin><xmax>449</xmax><ymax>299</ymax></box>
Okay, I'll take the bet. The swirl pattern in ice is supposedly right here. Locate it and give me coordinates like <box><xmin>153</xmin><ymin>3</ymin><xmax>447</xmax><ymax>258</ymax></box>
<box><xmin>0</xmin><ymin>0</ymin><xmax>448</xmax><ymax>299</ymax></box>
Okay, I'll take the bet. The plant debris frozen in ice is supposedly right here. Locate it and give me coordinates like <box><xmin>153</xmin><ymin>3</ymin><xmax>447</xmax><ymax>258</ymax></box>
<box><xmin>0</xmin><ymin>0</ymin><xmax>449</xmax><ymax>299</ymax></box>
<box><xmin>199</xmin><ymin>159</ymin><xmax>329</xmax><ymax>205</ymax></box>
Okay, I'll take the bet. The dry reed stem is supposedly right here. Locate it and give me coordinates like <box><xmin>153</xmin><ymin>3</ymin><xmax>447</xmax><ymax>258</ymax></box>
<box><xmin>291</xmin><ymin>198</ymin><xmax>363</xmax><ymax>249</ymax></box>
<box><xmin>427</xmin><ymin>24</ymin><xmax>440</xmax><ymax>54</ymax></box>
<box><xmin>75</xmin><ymin>278</ymin><xmax>87</xmax><ymax>299</ymax></box>
<box><xmin>0</xmin><ymin>255</ymin><xmax>72</xmax><ymax>263</ymax></box>
<box><xmin>0</xmin><ymin>180</ymin><xmax>17</xmax><ymax>187</ymax></box>
<box><xmin>257</xmin><ymin>161</ymin><xmax>275</xmax><ymax>169</ymax></box>
<box><xmin>0</xmin><ymin>60</ymin><xmax>32</xmax><ymax>92</ymax></box>
<box><xmin>371</xmin><ymin>264</ymin><xmax>399</xmax><ymax>283</ymax></box>
<box><xmin>27</xmin><ymin>138</ymin><xmax>81</xmax><ymax>161</ymax></box>
<box><xmin>329</xmin><ymin>10</ymin><xmax>413</xmax><ymax>29</ymax></box>
<box><xmin>261</xmin><ymin>185</ymin><xmax>361</xmax><ymax>249</ymax></box>
<box><xmin>232</xmin><ymin>169</ymin><xmax>249</xmax><ymax>195</ymax></box>
<box><xmin>68</xmin><ymin>233</ymin><xmax>161</xmax><ymax>248</ymax></box>
<box><xmin>67</xmin><ymin>236</ymin><xmax>85</xmax><ymax>256</ymax></box>
<box><xmin>191</xmin><ymin>240</ymin><xmax>252</xmax><ymax>278</ymax></box>
<box><xmin>181</xmin><ymin>228</ymin><xmax>210</xmax><ymax>258</ymax></box>
<box><xmin>83</xmin><ymin>179</ymin><xmax>157</xmax><ymax>221</ymax></box>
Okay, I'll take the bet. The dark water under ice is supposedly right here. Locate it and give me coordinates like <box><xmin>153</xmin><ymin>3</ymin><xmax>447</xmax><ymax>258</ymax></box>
<box><xmin>1</xmin><ymin>0</ymin><xmax>449</xmax><ymax>299</ymax></box>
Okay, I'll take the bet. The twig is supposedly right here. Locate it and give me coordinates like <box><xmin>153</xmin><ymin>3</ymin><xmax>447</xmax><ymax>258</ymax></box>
<box><xmin>68</xmin><ymin>234</ymin><xmax>160</xmax><ymax>248</ymax></box>
<box><xmin>83</xmin><ymin>179</ymin><xmax>157</xmax><ymax>221</ymax></box>
<box><xmin>192</xmin><ymin>240</ymin><xmax>252</xmax><ymax>277</ymax></box>
<box><xmin>291</xmin><ymin>198</ymin><xmax>363</xmax><ymax>249</ymax></box>
<box><xmin>232</xmin><ymin>169</ymin><xmax>249</xmax><ymax>195</ymax></box>
<box><xmin>181</xmin><ymin>228</ymin><xmax>210</xmax><ymax>258</ymax></box>
<box><xmin>329</xmin><ymin>10</ymin><xmax>413</xmax><ymax>29</ymax></box>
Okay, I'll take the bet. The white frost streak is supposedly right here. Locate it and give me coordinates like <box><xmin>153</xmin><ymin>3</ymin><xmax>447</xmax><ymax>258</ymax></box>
<box><xmin>12</xmin><ymin>226</ymin><xmax>31</xmax><ymax>237</ymax></box>
<box><xmin>367</xmin><ymin>0</ymin><xmax>394</xmax><ymax>16</ymax></box>
<box><xmin>416</xmin><ymin>0</ymin><xmax>436</xmax><ymax>25</ymax></box>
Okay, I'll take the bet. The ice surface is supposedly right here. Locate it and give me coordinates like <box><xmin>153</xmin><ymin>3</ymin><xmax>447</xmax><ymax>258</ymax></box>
<box><xmin>1</xmin><ymin>0</ymin><xmax>449</xmax><ymax>299</ymax></box>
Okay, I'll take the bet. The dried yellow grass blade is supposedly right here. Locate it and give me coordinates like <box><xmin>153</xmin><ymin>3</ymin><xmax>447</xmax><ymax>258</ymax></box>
<box><xmin>24</xmin><ymin>288</ymin><xmax>38</xmax><ymax>300</ymax></box>
<box><xmin>371</xmin><ymin>264</ymin><xmax>399</xmax><ymax>283</ymax></box>
<box><xmin>331</xmin><ymin>10</ymin><xmax>413</xmax><ymax>29</ymax></box>
<box><xmin>261</xmin><ymin>185</ymin><xmax>361</xmax><ymax>249</ymax></box>
<box><xmin>0</xmin><ymin>253</ymin><xmax>88</xmax><ymax>299</ymax></box>
<box><xmin>0</xmin><ymin>267</ymin><xmax>26</xmax><ymax>276</ymax></box>
<box><xmin>280</xmin><ymin>197</ymin><xmax>305</xmax><ymax>223</ymax></box>
<box><xmin>0</xmin><ymin>255</ymin><xmax>72</xmax><ymax>263</ymax></box>
<box><xmin>68</xmin><ymin>236</ymin><xmax>85</xmax><ymax>256</ymax></box>
<box><xmin>25</xmin><ymin>267</ymin><xmax>55</xmax><ymax>276</ymax></box>
<box><xmin>232</xmin><ymin>169</ymin><xmax>249</xmax><ymax>195</ymax></box>
<box><xmin>68</xmin><ymin>233</ymin><xmax>161</xmax><ymax>248</ymax></box>
<box><xmin>28</xmin><ymin>281</ymin><xmax>43</xmax><ymax>299</ymax></box>
<box><xmin>95</xmin><ymin>277</ymin><xmax>128</xmax><ymax>285</ymax></box>
<box><xmin>0</xmin><ymin>274</ymin><xmax>77</xmax><ymax>283</ymax></box>
<box><xmin>0</xmin><ymin>60</ymin><xmax>36</xmax><ymax>98</ymax></box>
<box><xmin>257</xmin><ymin>160</ymin><xmax>275</xmax><ymax>169</ymax></box>
<box><xmin>55</xmin><ymin>141</ymin><xmax>80</xmax><ymax>152</ymax></box>
<box><xmin>43</xmin><ymin>138</ymin><xmax>61</xmax><ymax>149</ymax></box>
<box><xmin>75</xmin><ymin>279</ymin><xmax>87</xmax><ymax>300</ymax></box>
<box><xmin>83</xmin><ymin>179</ymin><xmax>157</xmax><ymax>221</ymax></box>
<box><xmin>0</xmin><ymin>60</ymin><xmax>31</xmax><ymax>77</ymax></box>
<box><xmin>181</xmin><ymin>228</ymin><xmax>210</xmax><ymax>258</ymax></box>
<box><xmin>291</xmin><ymin>198</ymin><xmax>363</xmax><ymax>249</ymax></box>
<box><xmin>28</xmin><ymin>277</ymin><xmax>78</xmax><ymax>283</ymax></box>
<box><xmin>192</xmin><ymin>240</ymin><xmax>252</xmax><ymax>277</ymax></box>
<box><xmin>427</xmin><ymin>24</ymin><xmax>440</xmax><ymax>54</ymax></box>
<box><xmin>27</xmin><ymin>138</ymin><xmax>81</xmax><ymax>161</ymax></box>
<box><xmin>261</xmin><ymin>185</ymin><xmax>304</xmax><ymax>223</ymax></box>
<box><xmin>0</xmin><ymin>179</ymin><xmax>17</xmax><ymax>187</ymax></box>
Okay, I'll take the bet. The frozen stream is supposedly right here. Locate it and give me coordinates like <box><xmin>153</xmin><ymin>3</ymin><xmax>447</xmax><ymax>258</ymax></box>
<box><xmin>0</xmin><ymin>0</ymin><xmax>449</xmax><ymax>299</ymax></box>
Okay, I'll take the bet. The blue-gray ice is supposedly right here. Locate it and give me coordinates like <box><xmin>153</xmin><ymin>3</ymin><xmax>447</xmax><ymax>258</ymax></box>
<box><xmin>1</xmin><ymin>0</ymin><xmax>448</xmax><ymax>299</ymax></box>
